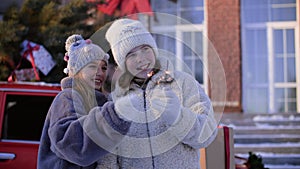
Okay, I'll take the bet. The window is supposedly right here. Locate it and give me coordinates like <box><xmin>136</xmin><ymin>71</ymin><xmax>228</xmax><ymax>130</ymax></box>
<box><xmin>2</xmin><ymin>94</ymin><xmax>55</xmax><ymax>141</ymax></box>
<box><xmin>241</xmin><ymin>0</ymin><xmax>299</xmax><ymax>113</ymax></box>
<box><xmin>147</xmin><ymin>0</ymin><xmax>206</xmax><ymax>86</ymax></box>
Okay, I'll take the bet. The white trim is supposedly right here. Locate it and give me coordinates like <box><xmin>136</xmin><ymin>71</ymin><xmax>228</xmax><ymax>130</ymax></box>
<box><xmin>267</xmin><ymin>22</ymin><xmax>298</xmax><ymax>113</ymax></box>
<box><xmin>274</xmin><ymin>83</ymin><xmax>298</xmax><ymax>88</ymax></box>
<box><xmin>266</xmin><ymin>21</ymin><xmax>298</xmax><ymax>28</ymax></box>
<box><xmin>243</xmin><ymin>23</ymin><xmax>267</xmax><ymax>29</ymax></box>
<box><xmin>244</xmin><ymin>21</ymin><xmax>297</xmax><ymax>29</ymax></box>
<box><xmin>149</xmin><ymin>0</ymin><xmax>208</xmax><ymax>94</ymax></box>
<box><xmin>267</xmin><ymin>24</ymin><xmax>275</xmax><ymax>113</ymax></box>
<box><xmin>296</xmin><ymin>0</ymin><xmax>300</xmax><ymax>113</ymax></box>
<box><xmin>203</xmin><ymin>0</ymin><xmax>208</xmax><ymax>93</ymax></box>
<box><xmin>180</xmin><ymin>6</ymin><xmax>204</xmax><ymax>12</ymax></box>
<box><xmin>175</xmin><ymin>28</ymin><xmax>183</xmax><ymax>71</ymax></box>
<box><xmin>271</xmin><ymin>3</ymin><xmax>297</xmax><ymax>8</ymax></box>
<box><xmin>151</xmin><ymin>26</ymin><xmax>176</xmax><ymax>33</ymax></box>
<box><xmin>176</xmin><ymin>24</ymin><xmax>204</xmax><ymax>31</ymax></box>
<box><xmin>212</xmin><ymin>101</ymin><xmax>239</xmax><ymax>107</ymax></box>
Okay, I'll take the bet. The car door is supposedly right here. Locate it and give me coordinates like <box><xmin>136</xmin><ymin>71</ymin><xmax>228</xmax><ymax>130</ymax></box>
<box><xmin>0</xmin><ymin>86</ymin><xmax>59</xmax><ymax>169</ymax></box>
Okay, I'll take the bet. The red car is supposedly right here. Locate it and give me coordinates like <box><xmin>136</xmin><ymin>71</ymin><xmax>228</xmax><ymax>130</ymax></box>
<box><xmin>0</xmin><ymin>82</ymin><xmax>61</xmax><ymax>169</ymax></box>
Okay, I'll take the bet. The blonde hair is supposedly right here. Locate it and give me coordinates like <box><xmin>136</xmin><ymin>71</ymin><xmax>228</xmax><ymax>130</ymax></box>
<box><xmin>73</xmin><ymin>72</ymin><xmax>98</xmax><ymax>112</ymax></box>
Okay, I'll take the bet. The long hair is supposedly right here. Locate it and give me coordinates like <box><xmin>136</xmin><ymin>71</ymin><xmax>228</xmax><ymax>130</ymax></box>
<box><xmin>73</xmin><ymin>73</ymin><xmax>98</xmax><ymax>112</ymax></box>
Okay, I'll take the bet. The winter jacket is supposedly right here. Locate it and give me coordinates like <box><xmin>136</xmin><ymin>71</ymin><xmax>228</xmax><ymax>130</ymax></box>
<box><xmin>37</xmin><ymin>77</ymin><xmax>131</xmax><ymax>169</ymax></box>
<box><xmin>96</xmin><ymin>56</ymin><xmax>218</xmax><ymax>169</ymax></box>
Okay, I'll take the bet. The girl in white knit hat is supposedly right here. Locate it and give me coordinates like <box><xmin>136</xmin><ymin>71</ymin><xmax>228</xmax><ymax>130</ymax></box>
<box><xmin>96</xmin><ymin>18</ymin><xmax>218</xmax><ymax>169</ymax></box>
<box><xmin>38</xmin><ymin>34</ymin><xmax>131</xmax><ymax>169</ymax></box>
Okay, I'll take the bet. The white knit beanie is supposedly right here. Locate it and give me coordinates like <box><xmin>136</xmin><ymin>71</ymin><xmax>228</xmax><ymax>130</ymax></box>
<box><xmin>105</xmin><ymin>18</ymin><xmax>158</xmax><ymax>71</ymax></box>
<box><xmin>64</xmin><ymin>34</ymin><xmax>109</xmax><ymax>76</ymax></box>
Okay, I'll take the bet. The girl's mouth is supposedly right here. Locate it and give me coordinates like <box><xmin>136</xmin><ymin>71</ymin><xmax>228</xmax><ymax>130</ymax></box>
<box><xmin>136</xmin><ymin>63</ymin><xmax>150</xmax><ymax>71</ymax></box>
<box><xmin>94</xmin><ymin>77</ymin><xmax>103</xmax><ymax>85</ymax></box>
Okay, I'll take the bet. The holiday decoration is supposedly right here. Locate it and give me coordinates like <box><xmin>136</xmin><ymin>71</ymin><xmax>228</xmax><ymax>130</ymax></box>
<box><xmin>96</xmin><ymin>0</ymin><xmax>153</xmax><ymax>18</ymax></box>
<box><xmin>97</xmin><ymin>0</ymin><xmax>120</xmax><ymax>15</ymax></box>
<box><xmin>1</xmin><ymin>0</ymin><xmax>110</xmax><ymax>82</ymax></box>
<box><xmin>20</xmin><ymin>40</ymin><xmax>56</xmax><ymax>76</ymax></box>
<box><xmin>10</xmin><ymin>68</ymin><xmax>37</xmax><ymax>81</ymax></box>
<box><xmin>120</xmin><ymin>0</ymin><xmax>153</xmax><ymax>17</ymax></box>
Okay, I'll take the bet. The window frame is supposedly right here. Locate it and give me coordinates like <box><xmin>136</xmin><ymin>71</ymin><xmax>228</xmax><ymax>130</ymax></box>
<box><xmin>0</xmin><ymin>90</ymin><xmax>58</xmax><ymax>143</ymax></box>
<box><xmin>241</xmin><ymin>0</ymin><xmax>299</xmax><ymax>113</ymax></box>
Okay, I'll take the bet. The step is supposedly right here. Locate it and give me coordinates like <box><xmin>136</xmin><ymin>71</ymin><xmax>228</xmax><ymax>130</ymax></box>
<box><xmin>234</xmin><ymin>142</ymin><xmax>300</xmax><ymax>154</ymax></box>
<box><xmin>221</xmin><ymin>113</ymin><xmax>300</xmax><ymax>126</ymax></box>
<box><xmin>232</xmin><ymin>126</ymin><xmax>300</xmax><ymax>135</ymax></box>
<box><xmin>264</xmin><ymin>164</ymin><xmax>300</xmax><ymax>169</ymax></box>
<box><xmin>223</xmin><ymin>120</ymin><xmax>300</xmax><ymax>126</ymax></box>
<box><xmin>236</xmin><ymin>153</ymin><xmax>300</xmax><ymax>165</ymax></box>
<box><xmin>234</xmin><ymin>134</ymin><xmax>300</xmax><ymax>144</ymax></box>
<box><xmin>221</xmin><ymin>113</ymin><xmax>300</xmax><ymax>120</ymax></box>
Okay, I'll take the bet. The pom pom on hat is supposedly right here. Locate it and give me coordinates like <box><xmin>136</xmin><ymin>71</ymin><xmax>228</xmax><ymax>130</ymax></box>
<box><xmin>64</xmin><ymin>34</ymin><xmax>109</xmax><ymax>76</ymax></box>
<box><xmin>106</xmin><ymin>19</ymin><xmax>158</xmax><ymax>71</ymax></box>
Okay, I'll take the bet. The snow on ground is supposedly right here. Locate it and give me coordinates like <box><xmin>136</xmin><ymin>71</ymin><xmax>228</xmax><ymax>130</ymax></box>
<box><xmin>253</xmin><ymin>114</ymin><xmax>300</xmax><ymax>121</ymax></box>
<box><xmin>234</xmin><ymin>142</ymin><xmax>300</xmax><ymax>148</ymax></box>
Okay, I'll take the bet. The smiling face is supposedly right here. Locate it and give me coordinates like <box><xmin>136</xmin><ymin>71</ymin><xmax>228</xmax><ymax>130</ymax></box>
<box><xmin>125</xmin><ymin>45</ymin><xmax>156</xmax><ymax>79</ymax></box>
<box><xmin>78</xmin><ymin>60</ymin><xmax>107</xmax><ymax>90</ymax></box>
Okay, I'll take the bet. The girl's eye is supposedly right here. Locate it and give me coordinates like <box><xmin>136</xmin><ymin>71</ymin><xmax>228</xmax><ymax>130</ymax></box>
<box><xmin>142</xmin><ymin>46</ymin><xmax>150</xmax><ymax>51</ymax></box>
<box><xmin>102</xmin><ymin>66</ymin><xmax>107</xmax><ymax>71</ymax></box>
<box><xmin>127</xmin><ymin>53</ymin><xmax>137</xmax><ymax>58</ymax></box>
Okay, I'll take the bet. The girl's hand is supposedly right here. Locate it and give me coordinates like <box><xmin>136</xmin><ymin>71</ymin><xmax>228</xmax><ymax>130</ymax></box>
<box><xmin>149</xmin><ymin>87</ymin><xmax>182</xmax><ymax>126</ymax></box>
<box><xmin>114</xmin><ymin>93</ymin><xmax>145</xmax><ymax>122</ymax></box>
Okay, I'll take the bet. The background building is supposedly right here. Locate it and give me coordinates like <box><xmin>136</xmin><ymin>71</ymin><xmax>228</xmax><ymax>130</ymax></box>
<box><xmin>1</xmin><ymin>0</ymin><xmax>299</xmax><ymax>114</ymax></box>
<box><xmin>147</xmin><ymin>0</ymin><xmax>299</xmax><ymax>114</ymax></box>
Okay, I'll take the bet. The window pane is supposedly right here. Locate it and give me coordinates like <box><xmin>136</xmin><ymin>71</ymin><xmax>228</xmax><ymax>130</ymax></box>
<box><xmin>271</xmin><ymin>7</ymin><xmax>296</xmax><ymax>21</ymax></box>
<box><xmin>274</xmin><ymin>30</ymin><xmax>283</xmax><ymax>54</ymax></box>
<box><xmin>275</xmin><ymin>88</ymin><xmax>297</xmax><ymax>112</ymax></box>
<box><xmin>287</xmin><ymin>88</ymin><xmax>296</xmax><ymax>98</ymax></box>
<box><xmin>287</xmin><ymin>87</ymin><xmax>297</xmax><ymax>112</ymax></box>
<box><xmin>181</xmin><ymin>0</ymin><xmax>203</xmax><ymax>8</ymax></box>
<box><xmin>245</xmin><ymin>29</ymin><xmax>268</xmax><ymax>56</ymax></box>
<box><xmin>181</xmin><ymin>11</ymin><xmax>204</xmax><ymax>24</ymax></box>
<box><xmin>183</xmin><ymin>32</ymin><xmax>192</xmax><ymax>56</ymax></box>
<box><xmin>289</xmin><ymin>102</ymin><xmax>297</xmax><ymax>112</ymax></box>
<box><xmin>195</xmin><ymin>32</ymin><xmax>203</xmax><ymax>55</ymax></box>
<box><xmin>151</xmin><ymin>0</ymin><xmax>204</xmax><ymax>85</ymax></box>
<box><xmin>287</xmin><ymin>58</ymin><xmax>296</xmax><ymax>82</ymax></box>
<box><xmin>242</xmin><ymin>0</ymin><xmax>296</xmax><ymax>23</ymax></box>
<box><xmin>242</xmin><ymin>0</ymin><xmax>268</xmax><ymax>23</ymax></box>
<box><xmin>153</xmin><ymin>33</ymin><xmax>176</xmax><ymax>54</ymax></box>
<box><xmin>151</xmin><ymin>1</ymin><xmax>176</xmax><ymax>15</ymax></box>
<box><xmin>244</xmin><ymin>29</ymin><xmax>268</xmax><ymax>84</ymax></box>
<box><xmin>286</xmin><ymin>29</ymin><xmax>295</xmax><ymax>53</ymax></box>
<box><xmin>245</xmin><ymin>88</ymin><xmax>268</xmax><ymax>113</ymax></box>
<box><xmin>2</xmin><ymin>94</ymin><xmax>54</xmax><ymax>141</ymax></box>
<box><xmin>274</xmin><ymin>88</ymin><xmax>285</xmax><ymax>112</ymax></box>
<box><xmin>195</xmin><ymin>59</ymin><xmax>203</xmax><ymax>84</ymax></box>
<box><xmin>274</xmin><ymin>57</ymin><xmax>284</xmax><ymax>82</ymax></box>
<box><xmin>272</xmin><ymin>0</ymin><xmax>296</xmax><ymax>3</ymax></box>
<box><xmin>180</xmin><ymin>0</ymin><xmax>204</xmax><ymax>24</ymax></box>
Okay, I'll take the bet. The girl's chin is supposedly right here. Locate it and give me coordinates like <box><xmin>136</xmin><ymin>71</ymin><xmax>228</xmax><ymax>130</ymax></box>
<box><xmin>136</xmin><ymin>72</ymin><xmax>149</xmax><ymax>79</ymax></box>
<box><xmin>94</xmin><ymin>83</ymin><xmax>102</xmax><ymax>90</ymax></box>
<box><xmin>135</xmin><ymin>69</ymin><xmax>152</xmax><ymax>78</ymax></box>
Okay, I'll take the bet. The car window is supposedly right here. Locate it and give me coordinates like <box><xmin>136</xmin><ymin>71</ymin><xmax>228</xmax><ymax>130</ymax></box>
<box><xmin>2</xmin><ymin>94</ymin><xmax>55</xmax><ymax>141</ymax></box>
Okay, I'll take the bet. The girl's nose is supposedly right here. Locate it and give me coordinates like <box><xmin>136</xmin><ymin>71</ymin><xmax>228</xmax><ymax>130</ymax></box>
<box><xmin>135</xmin><ymin>51</ymin><xmax>144</xmax><ymax>63</ymax></box>
<box><xmin>96</xmin><ymin>67</ymin><xmax>105</xmax><ymax>76</ymax></box>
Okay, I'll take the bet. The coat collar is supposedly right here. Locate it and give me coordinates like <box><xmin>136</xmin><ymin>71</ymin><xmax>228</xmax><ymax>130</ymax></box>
<box><xmin>60</xmin><ymin>77</ymin><xmax>73</xmax><ymax>90</ymax></box>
